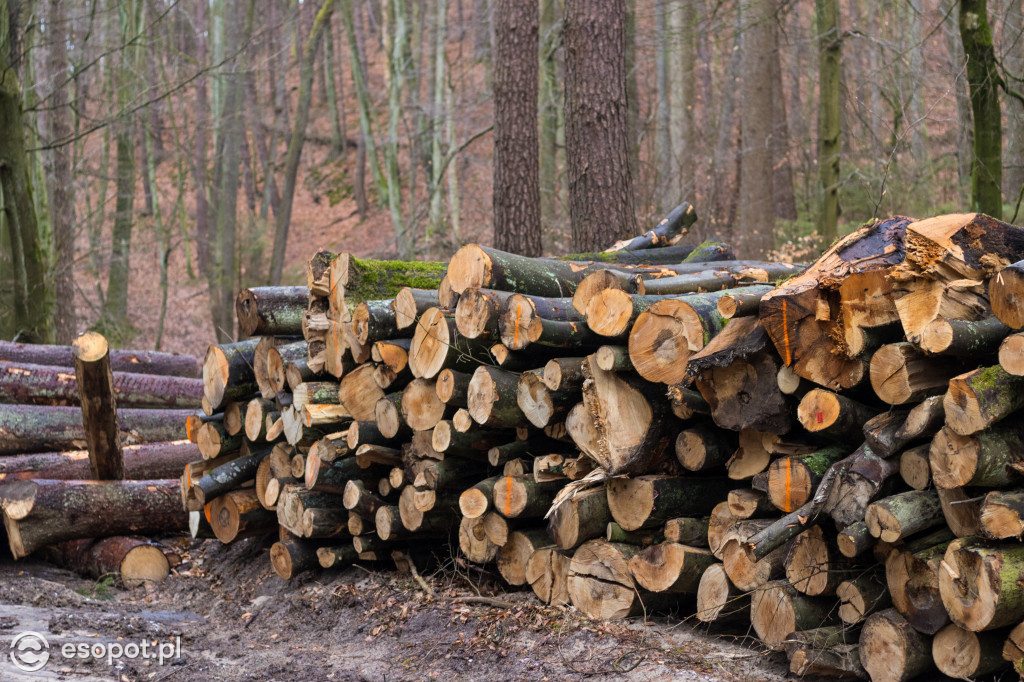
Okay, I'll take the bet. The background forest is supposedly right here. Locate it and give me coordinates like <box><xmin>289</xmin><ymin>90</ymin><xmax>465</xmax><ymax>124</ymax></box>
<box><xmin>0</xmin><ymin>0</ymin><xmax>1018</xmax><ymax>357</ymax></box>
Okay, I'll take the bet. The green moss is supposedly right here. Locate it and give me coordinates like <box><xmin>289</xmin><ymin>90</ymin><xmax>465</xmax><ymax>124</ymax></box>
<box><xmin>345</xmin><ymin>257</ymin><xmax>447</xmax><ymax>304</ymax></box>
<box><xmin>971</xmin><ymin>364</ymin><xmax>1005</xmax><ymax>392</ymax></box>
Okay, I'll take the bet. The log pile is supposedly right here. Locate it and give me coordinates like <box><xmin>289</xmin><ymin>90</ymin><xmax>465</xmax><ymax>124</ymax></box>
<box><xmin>168</xmin><ymin>208</ymin><xmax>1024</xmax><ymax>680</ymax></box>
<box><xmin>0</xmin><ymin>337</ymin><xmax>199</xmax><ymax>585</ymax></box>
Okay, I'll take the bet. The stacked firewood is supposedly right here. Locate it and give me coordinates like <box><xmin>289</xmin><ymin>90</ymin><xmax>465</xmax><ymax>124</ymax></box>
<box><xmin>186</xmin><ymin>209</ymin><xmax>1024</xmax><ymax>681</ymax></box>
<box><xmin>0</xmin><ymin>339</ymin><xmax>200</xmax><ymax>585</ymax></box>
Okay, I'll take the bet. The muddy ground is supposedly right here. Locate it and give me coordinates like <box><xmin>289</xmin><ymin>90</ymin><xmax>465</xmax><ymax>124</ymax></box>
<box><xmin>0</xmin><ymin>535</ymin><xmax>792</xmax><ymax>682</ymax></box>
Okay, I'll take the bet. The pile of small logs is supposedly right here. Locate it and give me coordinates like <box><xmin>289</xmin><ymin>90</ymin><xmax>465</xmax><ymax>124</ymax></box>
<box><xmin>0</xmin><ymin>338</ymin><xmax>199</xmax><ymax>584</ymax></box>
<box><xmin>185</xmin><ymin>208</ymin><xmax>1024</xmax><ymax>681</ymax></box>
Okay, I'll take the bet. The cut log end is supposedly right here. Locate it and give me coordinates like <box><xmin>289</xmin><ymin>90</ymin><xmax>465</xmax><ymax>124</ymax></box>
<box><xmin>71</xmin><ymin>331</ymin><xmax>109</xmax><ymax>364</ymax></box>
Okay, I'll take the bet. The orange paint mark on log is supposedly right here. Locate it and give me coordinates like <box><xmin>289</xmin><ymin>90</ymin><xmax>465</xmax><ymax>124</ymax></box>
<box><xmin>514</xmin><ymin>304</ymin><xmax>522</xmax><ymax>348</ymax></box>
<box><xmin>781</xmin><ymin>299</ymin><xmax>792</xmax><ymax>366</ymax></box>
<box><xmin>784</xmin><ymin>458</ymin><xmax>792</xmax><ymax>512</ymax></box>
<box><xmin>504</xmin><ymin>476</ymin><xmax>513</xmax><ymax>517</ymax></box>
<box><xmin>204</xmin><ymin>503</ymin><xmax>211</xmax><ymax>524</ymax></box>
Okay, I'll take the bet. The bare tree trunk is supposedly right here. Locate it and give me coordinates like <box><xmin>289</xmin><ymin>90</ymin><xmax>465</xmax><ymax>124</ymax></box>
<box><xmin>564</xmin><ymin>0</ymin><xmax>637</xmax><ymax>251</ymax></box>
<box><xmin>771</xmin><ymin>21</ymin><xmax>797</xmax><ymax>222</ymax></box>
<box><xmin>193</xmin><ymin>0</ymin><xmax>212</xmax><ymax>276</ymax></box>
<box><xmin>493</xmin><ymin>0</ymin><xmax>541</xmax><ymax>256</ymax></box>
<box><xmin>655</xmin><ymin>0</ymin><xmax>671</xmax><ymax>207</ymax></box>
<box><xmin>539</xmin><ymin>0</ymin><xmax>560</xmax><ymax>232</ymax></box>
<box><xmin>961</xmin><ymin>0</ymin><xmax>1003</xmax><ymax>218</ymax></box>
<box><xmin>269</xmin><ymin>0</ymin><xmax>337</xmax><ymax>284</ymax></box>
<box><xmin>1003</xmin><ymin>0</ymin><xmax>1024</xmax><ymax>208</ymax></box>
<box><xmin>711</xmin><ymin>7</ymin><xmax>743</xmax><ymax>241</ymax></box>
<box><xmin>670</xmin><ymin>1</ymin><xmax>696</xmax><ymax>203</ymax></box>
<box><xmin>817</xmin><ymin>0</ymin><xmax>840</xmax><ymax>241</ymax></box>
<box><xmin>737</xmin><ymin>0</ymin><xmax>774</xmax><ymax>257</ymax></box>
<box><xmin>43</xmin><ymin>0</ymin><xmax>76</xmax><ymax>343</ymax></box>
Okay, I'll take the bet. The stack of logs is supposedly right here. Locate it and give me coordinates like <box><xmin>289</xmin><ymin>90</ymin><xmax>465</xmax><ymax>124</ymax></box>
<box><xmin>185</xmin><ymin>208</ymin><xmax>1024</xmax><ymax>681</ymax></box>
<box><xmin>0</xmin><ymin>339</ymin><xmax>201</xmax><ymax>586</ymax></box>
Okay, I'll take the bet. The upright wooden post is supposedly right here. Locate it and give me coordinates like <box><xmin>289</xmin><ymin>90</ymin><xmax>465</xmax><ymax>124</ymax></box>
<box><xmin>73</xmin><ymin>331</ymin><xmax>124</xmax><ymax>479</ymax></box>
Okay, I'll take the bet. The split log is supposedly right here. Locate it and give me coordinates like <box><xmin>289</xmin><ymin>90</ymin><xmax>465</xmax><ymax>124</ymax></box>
<box><xmin>338</xmin><ymin>364</ymin><xmax>385</xmax><ymax>422</ymax></box>
<box><xmin>236</xmin><ymin>286</ymin><xmax>308</xmax><ymax>336</ymax></box>
<box><xmin>580</xmin><ymin>360</ymin><xmax>678</xmax><ymax>475</ymax></box>
<box><xmin>202</xmin><ymin>338</ymin><xmax>260</xmax><ymax>411</ymax></box>
<box><xmin>759</xmin><ymin>216</ymin><xmax>912</xmax><ymax>390</ymax></box>
<box><xmin>0</xmin><ymin>340</ymin><xmax>199</xmax><ymax>377</ymax></box>
<box><xmin>797</xmin><ymin>389</ymin><xmax>878</xmax><ymax>441</ymax></box>
<box><xmin>695</xmin><ymin>562</ymin><xmax>749</xmax><ymax>623</ymax></box>
<box><xmin>837</xmin><ymin>573</ymin><xmax>891</xmax><ymax>624</ymax></box>
<box><xmin>627</xmin><ymin>286</ymin><xmax>772</xmax><ymax>384</ymax></box>
<box><xmin>629</xmin><ymin>542</ymin><xmax>716</xmax><ymax>594</ymax></box>
<box><xmin>932</xmin><ymin>623</ymin><xmax>1010</xmax><ymax>677</ymax></box>
<box><xmin>866</xmin><ymin>489</ymin><xmax>944</xmax><ymax>542</ymax></box>
<box><xmin>0</xmin><ymin>405</ymin><xmax>190</xmax><ymax>455</ymax></box>
<box><xmin>547</xmin><ymin>486</ymin><xmax>611</xmax><ymax>550</ymax></box>
<box><xmin>749</xmin><ymin>580</ymin><xmax>836</xmax><ymax>650</ymax></box>
<box><xmin>939</xmin><ymin>538</ymin><xmax>1024</xmax><ymax>631</ymax></box>
<box><xmin>930</xmin><ymin>424</ymin><xmax>1024</xmax><ymax>489</ymax></box>
<box><xmin>885</xmin><ymin>531</ymin><xmax>954</xmax><ymax>635</ymax></box>
<box><xmin>943</xmin><ymin>364</ymin><xmax>1024</xmax><ymax>435</ymax></box>
<box><xmin>606</xmin><ymin>475</ymin><xmax>732</xmax><ymax>531</ymax></box>
<box><xmin>894</xmin><ymin>394</ymin><xmax>945</xmax><ymax>441</ymax></box>
<box><xmin>44</xmin><ymin>536</ymin><xmax>172</xmax><ymax>588</ymax></box>
<box><xmin>1003</xmin><ymin>621</ymin><xmax>1024</xmax><ymax>668</ymax></box>
<box><xmin>989</xmin><ymin>259</ymin><xmax>1024</xmax><ymax>329</ymax></box>
<box><xmin>526</xmin><ymin>546</ymin><xmax>572</xmax><ymax>605</ymax></box>
<box><xmin>0</xmin><ymin>478</ymin><xmax>186</xmax><ymax>558</ymax></box>
<box><xmin>675</xmin><ymin>425</ymin><xmax>737</xmax><ymax>472</ymax></box>
<box><xmin>372</xmin><ymin>339</ymin><xmax>412</xmax><ymax>389</ymax></box>
<box><xmin>0</xmin><ymin>360</ymin><xmax>202</xmax><ymax>409</ymax></box>
<box><xmin>859</xmin><ymin>608</ymin><xmax>934</xmax><ymax>682</ymax></box>
<box><xmin>920</xmin><ymin>316</ymin><xmax>1011</xmax><ymax>356</ymax></box>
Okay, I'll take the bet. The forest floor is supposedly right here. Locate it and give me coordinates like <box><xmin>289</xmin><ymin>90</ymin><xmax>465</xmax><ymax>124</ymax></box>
<box><xmin>0</xmin><ymin>535</ymin><xmax>792</xmax><ymax>682</ymax></box>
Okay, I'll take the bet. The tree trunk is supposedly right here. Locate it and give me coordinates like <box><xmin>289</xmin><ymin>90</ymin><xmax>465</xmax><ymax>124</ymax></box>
<box><xmin>492</xmin><ymin>0</ymin><xmax>540</xmax><ymax>256</ymax></box>
<box><xmin>816</xmin><ymin>0</ymin><xmax>840</xmax><ymax>242</ymax></box>
<box><xmin>960</xmin><ymin>0</ymin><xmax>1003</xmax><ymax>218</ymax></box>
<box><xmin>0</xmin><ymin>478</ymin><xmax>186</xmax><ymax>558</ymax></box>
<box><xmin>0</xmin><ymin>341</ymin><xmax>199</xmax><ymax>377</ymax></box>
<box><xmin>564</xmin><ymin>0</ymin><xmax>637</xmax><ymax>251</ymax></box>
<box><xmin>72</xmin><ymin>333</ymin><xmax>123</xmax><ymax>479</ymax></box>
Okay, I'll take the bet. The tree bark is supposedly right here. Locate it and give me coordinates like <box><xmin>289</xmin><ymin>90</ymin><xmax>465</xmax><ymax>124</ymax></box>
<box><xmin>960</xmin><ymin>0</ymin><xmax>1003</xmax><ymax>218</ymax></box>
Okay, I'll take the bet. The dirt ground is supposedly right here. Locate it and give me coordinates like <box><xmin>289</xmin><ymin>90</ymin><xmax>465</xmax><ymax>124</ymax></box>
<box><xmin>0</xmin><ymin>535</ymin><xmax>793</xmax><ymax>682</ymax></box>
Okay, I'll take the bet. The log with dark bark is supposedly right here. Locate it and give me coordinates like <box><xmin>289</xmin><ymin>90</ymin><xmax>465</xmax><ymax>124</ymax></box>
<box><xmin>454</xmin><ymin>288</ymin><xmax>513</xmax><ymax>340</ymax></box>
<box><xmin>837</xmin><ymin>521</ymin><xmax>875</xmax><ymax>559</ymax></box>
<box><xmin>193</xmin><ymin>448</ymin><xmax>271</xmax><ymax>506</ymax></box>
<box><xmin>675</xmin><ymin>425</ymin><xmax>737</xmax><ymax>472</ymax></box>
<box><xmin>236</xmin><ymin>286</ymin><xmax>308</xmax><ymax>337</ymax></box>
<box><xmin>271</xmin><ymin>537</ymin><xmax>323</xmax><ymax>579</ymax></box>
<box><xmin>0</xmin><ymin>340</ymin><xmax>200</xmax><ymax>377</ymax></box>
<box><xmin>606</xmin><ymin>475</ymin><xmax>732</xmax><ymax>531</ymax></box>
<box><xmin>0</xmin><ymin>405</ymin><xmax>190</xmax><ymax>455</ymax></box>
<box><xmin>0</xmin><ymin>441</ymin><xmax>199</xmax><ymax>482</ymax></box>
<box><xmin>352</xmin><ymin>299</ymin><xmax>401</xmax><ymax>346</ymax></box>
<box><xmin>0</xmin><ymin>360</ymin><xmax>203</xmax><ymax>409</ymax></box>
<box><xmin>797</xmin><ymin>389</ymin><xmax>877</xmax><ymax>441</ymax></box>
<box><xmin>861</xmin><ymin>409</ymin><xmax>912</xmax><ymax>457</ymax></box>
<box><xmin>865</xmin><ymin>489</ymin><xmax>944</xmax><ymax>543</ymax></box>
<box><xmin>68</xmin><ymin>332</ymin><xmax>125</xmax><ymax>481</ymax></box>
<box><xmin>542</xmin><ymin>357</ymin><xmax>586</xmax><ymax>392</ymax></box>
<box><xmin>783</xmin><ymin>626</ymin><xmax>865</xmax><ymax>679</ymax></box>
<box><xmin>44</xmin><ymin>536</ymin><xmax>172</xmax><ymax>588</ymax></box>
<box><xmin>920</xmin><ymin>315</ymin><xmax>1011</xmax><ymax>356</ymax></box>
<box><xmin>202</xmin><ymin>338</ymin><xmax>260</xmax><ymax>411</ymax></box>
<box><xmin>393</xmin><ymin>288</ymin><xmax>439</xmax><ymax>330</ymax></box>
<box><xmin>209</xmin><ymin>488</ymin><xmax>276</xmax><ymax>542</ymax></box>
<box><xmin>759</xmin><ymin>217</ymin><xmax>912</xmax><ymax>390</ymax></box>
<box><xmin>0</xmin><ymin>478</ymin><xmax>186</xmax><ymax>558</ymax></box>
<box><xmin>603</xmin><ymin>201</ymin><xmax>696</xmax><ymax>252</ymax></box>
<box><xmin>943</xmin><ymin>364</ymin><xmax>1024</xmax><ymax>435</ymax></box>
<box><xmin>468</xmin><ymin>365</ymin><xmax>529</xmax><ymax>428</ymax></box>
